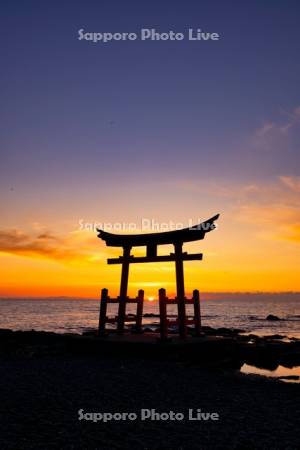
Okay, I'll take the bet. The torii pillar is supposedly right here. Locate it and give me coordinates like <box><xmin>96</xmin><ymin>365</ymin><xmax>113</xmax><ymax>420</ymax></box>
<box><xmin>117</xmin><ymin>246</ymin><xmax>131</xmax><ymax>334</ymax></box>
<box><xmin>174</xmin><ymin>242</ymin><xmax>187</xmax><ymax>338</ymax></box>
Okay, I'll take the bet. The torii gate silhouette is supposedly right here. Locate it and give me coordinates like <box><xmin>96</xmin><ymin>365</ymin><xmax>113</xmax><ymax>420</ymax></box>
<box><xmin>97</xmin><ymin>214</ymin><xmax>219</xmax><ymax>339</ymax></box>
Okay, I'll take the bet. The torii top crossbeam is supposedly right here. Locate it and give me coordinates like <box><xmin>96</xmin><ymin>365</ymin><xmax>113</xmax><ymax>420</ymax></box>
<box><xmin>98</xmin><ymin>214</ymin><xmax>219</xmax><ymax>248</ymax></box>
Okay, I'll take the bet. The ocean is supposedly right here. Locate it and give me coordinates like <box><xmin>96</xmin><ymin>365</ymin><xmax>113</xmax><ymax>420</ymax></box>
<box><xmin>0</xmin><ymin>293</ymin><xmax>299</xmax><ymax>338</ymax></box>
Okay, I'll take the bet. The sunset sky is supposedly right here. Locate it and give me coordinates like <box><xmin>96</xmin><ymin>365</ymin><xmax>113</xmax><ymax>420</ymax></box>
<box><xmin>1</xmin><ymin>1</ymin><xmax>300</xmax><ymax>297</ymax></box>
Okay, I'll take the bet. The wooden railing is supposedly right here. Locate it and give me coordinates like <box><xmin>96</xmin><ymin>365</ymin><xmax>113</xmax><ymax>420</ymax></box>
<box><xmin>98</xmin><ymin>289</ymin><xmax>144</xmax><ymax>335</ymax></box>
<box><xmin>158</xmin><ymin>288</ymin><xmax>201</xmax><ymax>340</ymax></box>
<box><xmin>98</xmin><ymin>288</ymin><xmax>202</xmax><ymax>340</ymax></box>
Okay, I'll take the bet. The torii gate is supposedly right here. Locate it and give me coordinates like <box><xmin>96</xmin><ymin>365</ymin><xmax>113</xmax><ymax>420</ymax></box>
<box><xmin>97</xmin><ymin>214</ymin><xmax>219</xmax><ymax>339</ymax></box>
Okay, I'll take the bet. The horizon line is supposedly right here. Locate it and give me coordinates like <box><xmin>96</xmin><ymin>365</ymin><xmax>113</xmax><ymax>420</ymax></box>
<box><xmin>1</xmin><ymin>291</ymin><xmax>300</xmax><ymax>300</ymax></box>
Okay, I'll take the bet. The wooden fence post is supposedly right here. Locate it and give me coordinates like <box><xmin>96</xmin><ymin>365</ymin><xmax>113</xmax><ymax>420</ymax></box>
<box><xmin>159</xmin><ymin>288</ymin><xmax>168</xmax><ymax>341</ymax></box>
<box><xmin>193</xmin><ymin>289</ymin><xmax>201</xmax><ymax>336</ymax></box>
<box><xmin>98</xmin><ymin>288</ymin><xmax>108</xmax><ymax>336</ymax></box>
<box><xmin>136</xmin><ymin>289</ymin><xmax>144</xmax><ymax>333</ymax></box>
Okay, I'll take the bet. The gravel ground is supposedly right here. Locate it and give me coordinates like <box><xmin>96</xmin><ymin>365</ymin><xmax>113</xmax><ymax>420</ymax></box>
<box><xmin>0</xmin><ymin>355</ymin><xmax>299</xmax><ymax>450</ymax></box>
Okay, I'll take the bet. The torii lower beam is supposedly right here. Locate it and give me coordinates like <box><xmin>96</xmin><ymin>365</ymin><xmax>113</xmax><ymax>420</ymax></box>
<box><xmin>107</xmin><ymin>253</ymin><xmax>203</xmax><ymax>264</ymax></box>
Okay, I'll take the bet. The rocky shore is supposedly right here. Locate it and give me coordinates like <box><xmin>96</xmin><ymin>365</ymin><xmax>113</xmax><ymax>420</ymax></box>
<box><xmin>1</xmin><ymin>327</ymin><xmax>299</xmax><ymax>373</ymax></box>
<box><xmin>0</xmin><ymin>327</ymin><xmax>299</xmax><ymax>449</ymax></box>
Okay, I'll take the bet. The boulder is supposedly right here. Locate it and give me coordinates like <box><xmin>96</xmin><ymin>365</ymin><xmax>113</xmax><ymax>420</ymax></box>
<box><xmin>266</xmin><ymin>314</ymin><xmax>282</xmax><ymax>321</ymax></box>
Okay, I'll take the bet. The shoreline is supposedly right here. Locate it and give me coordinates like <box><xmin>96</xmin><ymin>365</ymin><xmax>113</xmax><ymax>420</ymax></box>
<box><xmin>1</xmin><ymin>326</ymin><xmax>299</xmax><ymax>375</ymax></box>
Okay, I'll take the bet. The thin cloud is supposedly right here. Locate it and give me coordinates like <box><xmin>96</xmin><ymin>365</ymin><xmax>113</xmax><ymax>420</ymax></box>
<box><xmin>0</xmin><ymin>229</ymin><xmax>102</xmax><ymax>263</ymax></box>
<box><xmin>235</xmin><ymin>191</ymin><xmax>300</xmax><ymax>244</ymax></box>
<box><xmin>235</xmin><ymin>204</ymin><xmax>300</xmax><ymax>244</ymax></box>
<box><xmin>256</xmin><ymin>105</ymin><xmax>300</xmax><ymax>138</ymax></box>
<box><xmin>279</xmin><ymin>175</ymin><xmax>300</xmax><ymax>193</ymax></box>
<box><xmin>255</xmin><ymin>122</ymin><xmax>275</xmax><ymax>137</ymax></box>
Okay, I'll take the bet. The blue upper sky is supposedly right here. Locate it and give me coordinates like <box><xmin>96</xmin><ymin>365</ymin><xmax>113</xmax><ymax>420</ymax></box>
<box><xmin>1</xmin><ymin>0</ymin><xmax>300</xmax><ymax>222</ymax></box>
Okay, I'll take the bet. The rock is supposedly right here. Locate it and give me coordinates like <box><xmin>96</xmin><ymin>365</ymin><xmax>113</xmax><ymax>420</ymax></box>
<box><xmin>82</xmin><ymin>331</ymin><xmax>97</xmax><ymax>336</ymax></box>
<box><xmin>215</xmin><ymin>327</ymin><xmax>243</xmax><ymax>336</ymax></box>
<box><xmin>266</xmin><ymin>314</ymin><xmax>282</xmax><ymax>321</ymax></box>
<box><xmin>265</xmin><ymin>334</ymin><xmax>286</xmax><ymax>340</ymax></box>
<box><xmin>277</xmin><ymin>375</ymin><xmax>299</xmax><ymax>381</ymax></box>
<box><xmin>143</xmin><ymin>327</ymin><xmax>154</xmax><ymax>332</ymax></box>
<box><xmin>280</xmin><ymin>351</ymin><xmax>300</xmax><ymax>367</ymax></box>
<box><xmin>0</xmin><ymin>329</ymin><xmax>13</xmax><ymax>337</ymax></box>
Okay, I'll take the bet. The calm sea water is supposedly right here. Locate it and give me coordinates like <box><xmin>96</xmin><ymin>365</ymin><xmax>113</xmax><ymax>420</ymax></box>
<box><xmin>0</xmin><ymin>294</ymin><xmax>299</xmax><ymax>338</ymax></box>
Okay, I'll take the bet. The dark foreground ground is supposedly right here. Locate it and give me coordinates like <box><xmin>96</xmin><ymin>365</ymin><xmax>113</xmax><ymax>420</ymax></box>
<box><xmin>0</xmin><ymin>330</ymin><xmax>300</xmax><ymax>449</ymax></box>
<box><xmin>0</xmin><ymin>356</ymin><xmax>299</xmax><ymax>449</ymax></box>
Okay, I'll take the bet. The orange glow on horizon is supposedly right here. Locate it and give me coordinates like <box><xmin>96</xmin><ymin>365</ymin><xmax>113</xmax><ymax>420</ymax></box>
<box><xmin>1</xmin><ymin>177</ymin><xmax>300</xmax><ymax>297</ymax></box>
